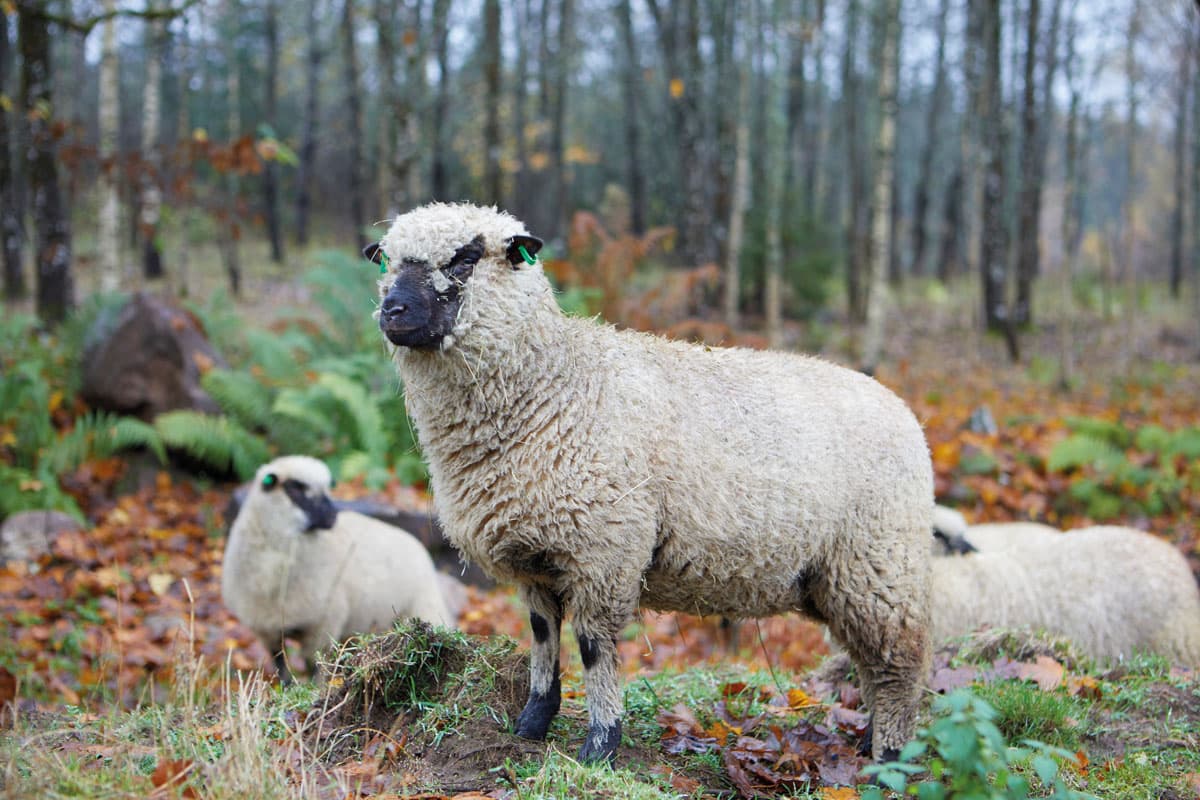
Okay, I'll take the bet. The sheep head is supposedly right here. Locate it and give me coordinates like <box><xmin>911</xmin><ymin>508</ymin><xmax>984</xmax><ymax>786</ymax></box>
<box><xmin>248</xmin><ymin>455</ymin><xmax>339</xmax><ymax>534</ymax></box>
<box><xmin>368</xmin><ymin>203</ymin><xmax>545</xmax><ymax>351</ymax></box>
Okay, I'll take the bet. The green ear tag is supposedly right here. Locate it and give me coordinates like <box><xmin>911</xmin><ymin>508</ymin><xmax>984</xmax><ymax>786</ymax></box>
<box><xmin>379</xmin><ymin>252</ymin><xmax>390</xmax><ymax>275</ymax></box>
<box><xmin>517</xmin><ymin>245</ymin><xmax>537</xmax><ymax>265</ymax></box>
<box><xmin>261</xmin><ymin>473</ymin><xmax>277</xmax><ymax>489</ymax></box>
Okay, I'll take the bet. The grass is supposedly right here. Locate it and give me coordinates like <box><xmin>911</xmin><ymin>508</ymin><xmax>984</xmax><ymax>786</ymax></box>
<box><xmin>970</xmin><ymin>680</ymin><xmax>1090</xmax><ymax>750</ymax></box>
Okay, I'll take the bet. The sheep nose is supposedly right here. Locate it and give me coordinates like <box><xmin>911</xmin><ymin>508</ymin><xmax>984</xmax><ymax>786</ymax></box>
<box><xmin>381</xmin><ymin>296</ymin><xmax>408</xmax><ymax>320</ymax></box>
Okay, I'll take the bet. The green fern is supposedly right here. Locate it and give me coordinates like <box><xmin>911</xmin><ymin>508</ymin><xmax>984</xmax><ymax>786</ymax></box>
<box><xmin>1064</xmin><ymin>416</ymin><xmax>1131</xmax><ymax>449</ymax></box>
<box><xmin>202</xmin><ymin>369</ymin><xmax>275</xmax><ymax>431</ymax></box>
<box><xmin>154</xmin><ymin>411</ymin><xmax>271</xmax><ymax>480</ymax></box>
<box><xmin>0</xmin><ymin>463</ymin><xmax>84</xmax><ymax>521</ymax></box>
<box><xmin>245</xmin><ymin>330</ymin><xmax>306</xmax><ymax>381</ymax></box>
<box><xmin>43</xmin><ymin>412</ymin><xmax>166</xmax><ymax>474</ymax></box>
<box><xmin>316</xmin><ymin>372</ymin><xmax>386</xmax><ymax>460</ymax></box>
<box><xmin>1046</xmin><ymin>434</ymin><xmax>1126</xmax><ymax>474</ymax></box>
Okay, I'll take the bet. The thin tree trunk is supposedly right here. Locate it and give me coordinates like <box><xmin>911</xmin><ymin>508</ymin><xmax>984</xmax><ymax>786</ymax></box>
<box><xmin>141</xmin><ymin>10</ymin><xmax>166</xmax><ymax>280</ymax></box>
<box><xmin>808</xmin><ymin>0</ymin><xmax>829</xmax><ymax>223</ymax></box>
<box><xmin>550</xmin><ymin>0</ymin><xmax>574</xmax><ymax>239</ymax></box>
<box><xmin>296</xmin><ymin>0</ymin><xmax>321</xmax><ymax>245</ymax></box>
<box><xmin>261</xmin><ymin>0</ymin><xmax>283</xmax><ymax>263</ymax></box>
<box><xmin>616</xmin><ymin>0</ymin><xmax>646</xmax><ymax>234</ymax></box>
<box><xmin>1192</xmin><ymin>21</ymin><xmax>1200</xmax><ymax>354</ymax></box>
<box><xmin>20</xmin><ymin>3</ymin><xmax>73</xmax><ymax>326</ymax></box>
<box><xmin>1122</xmin><ymin>0</ymin><xmax>1141</xmax><ymax>365</ymax></box>
<box><xmin>401</xmin><ymin>0</ymin><xmax>426</xmax><ymax>206</ymax></box>
<box><xmin>885</xmin><ymin>5</ymin><xmax>903</xmax><ymax>288</ymax></box>
<box><xmin>221</xmin><ymin>0</ymin><xmax>242</xmax><ymax>297</ymax></box>
<box><xmin>724</xmin><ymin>40</ymin><xmax>751</xmax><ymax>331</ymax></box>
<box><xmin>512</xmin><ymin>0</ymin><xmax>531</xmax><ymax>216</ymax></box>
<box><xmin>979</xmin><ymin>0</ymin><xmax>1017</xmax><ymax>359</ymax></box>
<box><xmin>482</xmin><ymin>0</ymin><xmax>502</xmax><ymax>205</ymax></box>
<box><xmin>1170</xmin><ymin>24</ymin><xmax>1192</xmax><ymax>299</ymax></box>
<box><xmin>429</xmin><ymin>0</ymin><xmax>451</xmax><ymax>200</ymax></box>
<box><xmin>1013</xmin><ymin>0</ymin><xmax>1041</xmax><ymax>325</ymax></box>
<box><xmin>962</xmin><ymin>0</ymin><xmax>984</xmax><ymax>283</ymax></box>
<box><xmin>374</xmin><ymin>0</ymin><xmax>397</xmax><ymax>214</ymax></box>
<box><xmin>342</xmin><ymin>0</ymin><xmax>367</xmax><ymax>248</ymax></box>
<box><xmin>97</xmin><ymin>0</ymin><xmax>121</xmax><ymax>292</ymax></box>
<box><xmin>763</xmin><ymin>0</ymin><xmax>786</xmax><ymax>349</ymax></box>
<box><xmin>0</xmin><ymin>9</ymin><xmax>23</xmax><ymax>301</ymax></box>
<box><xmin>862</xmin><ymin>0</ymin><xmax>900</xmax><ymax>373</ymax></box>
<box><xmin>912</xmin><ymin>0</ymin><xmax>950</xmax><ymax>277</ymax></box>
<box><xmin>842</xmin><ymin>0</ymin><xmax>867</xmax><ymax>323</ymax></box>
<box><xmin>1058</xmin><ymin>6</ymin><xmax>1081</xmax><ymax>390</ymax></box>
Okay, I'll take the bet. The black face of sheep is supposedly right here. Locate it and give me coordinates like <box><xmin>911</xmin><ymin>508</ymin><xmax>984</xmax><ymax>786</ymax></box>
<box><xmin>369</xmin><ymin>234</ymin><xmax>543</xmax><ymax>350</ymax></box>
<box><xmin>261</xmin><ymin>471</ymin><xmax>339</xmax><ymax>532</ymax></box>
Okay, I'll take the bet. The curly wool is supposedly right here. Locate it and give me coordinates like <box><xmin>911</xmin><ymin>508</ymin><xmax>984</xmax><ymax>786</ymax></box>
<box><xmin>931</xmin><ymin>524</ymin><xmax>1200</xmax><ymax>666</ymax></box>
<box><xmin>377</xmin><ymin>203</ymin><xmax>935</xmax><ymax>759</ymax></box>
<box><xmin>222</xmin><ymin>456</ymin><xmax>454</xmax><ymax>671</ymax></box>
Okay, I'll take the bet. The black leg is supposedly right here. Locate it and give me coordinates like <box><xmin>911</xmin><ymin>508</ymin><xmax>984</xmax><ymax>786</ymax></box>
<box><xmin>575</xmin><ymin>626</ymin><xmax>622</xmax><ymax>765</ymax></box>
<box><xmin>514</xmin><ymin>587</ymin><xmax>562</xmax><ymax>740</ymax></box>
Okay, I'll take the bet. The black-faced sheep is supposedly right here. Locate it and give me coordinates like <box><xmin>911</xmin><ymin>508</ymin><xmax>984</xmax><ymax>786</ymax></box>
<box><xmin>367</xmin><ymin>202</ymin><xmax>934</xmax><ymax>763</ymax></box>
<box><xmin>221</xmin><ymin>455</ymin><xmax>454</xmax><ymax>683</ymax></box>
<box><xmin>929</xmin><ymin>521</ymin><xmax>1200</xmax><ymax>666</ymax></box>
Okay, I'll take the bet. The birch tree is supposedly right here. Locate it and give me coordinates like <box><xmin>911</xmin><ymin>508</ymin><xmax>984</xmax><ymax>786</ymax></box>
<box><xmin>97</xmin><ymin>0</ymin><xmax>120</xmax><ymax>291</ymax></box>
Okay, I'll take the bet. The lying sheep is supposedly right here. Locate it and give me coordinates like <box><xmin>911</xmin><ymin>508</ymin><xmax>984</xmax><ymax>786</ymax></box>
<box><xmin>366</xmin><ymin>202</ymin><xmax>934</xmax><ymax>762</ymax></box>
<box><xmin>930</xmin><ymin>523</ymin><xmax>1200</xmax><ymax>666</ymax></box>
<box><xmin>931</xmin><ymin>505</ymin><xmax>1059</xmax><ymax>555</ymax></box>
<box><xmin>222</xmin><ymin>455</ymin><xmax>454</xmax><ymax>683</ymax></box>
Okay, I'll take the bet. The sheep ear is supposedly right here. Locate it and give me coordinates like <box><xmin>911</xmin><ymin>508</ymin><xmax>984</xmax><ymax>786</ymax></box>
<box><xmin>505</xmin><ymin>235</ymin><xmax>544</xmax><ymax>268</ymax></box>
<box><xmin>362</xmin><ymin>242</ymin><xmax>384</xmax><ymax>265</ymax></box>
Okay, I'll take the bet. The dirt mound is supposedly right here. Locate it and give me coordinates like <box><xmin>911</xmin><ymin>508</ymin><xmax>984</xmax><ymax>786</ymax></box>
<box><xmin>305</xmin><ymin>621</ymin><xmax>543</xmax><ymax>789</ymax></box>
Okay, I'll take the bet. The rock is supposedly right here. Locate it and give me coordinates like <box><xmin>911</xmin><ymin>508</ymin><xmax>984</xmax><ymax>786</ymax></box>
<box><xmin>0</xmin><ymin>510</ymin><xmax>80</xmax><ymax>563</ymax></box>
<box><xmin>81</xmin><ymin>292</ymin><xmax>226</xmax><ymax>421</ymax></box>
<box><xmin>966</xmin><ymin>405</ymin><xmax>998</xmax><ymax>436</ymax></box>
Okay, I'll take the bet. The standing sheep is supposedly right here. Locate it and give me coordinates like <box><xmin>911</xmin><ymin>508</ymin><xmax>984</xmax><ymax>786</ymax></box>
<box><xmin>931</xmin><ymin>505</ymin><xmax>1059</xmax><ymax>555</ymax></box>
<box><xmin>222</xmin><ymin>455</ymin><xmax>454</xmax><ymax>683</ymax></box>
<box><xmin>367</xmin><ymin>203</ymin><xmax>934</xmax><ymax>763</ymax></box>
<box><xmin>930</xmin><ymin>523</ymin><xmax>1200</xmax><ymax>665</ymax></box>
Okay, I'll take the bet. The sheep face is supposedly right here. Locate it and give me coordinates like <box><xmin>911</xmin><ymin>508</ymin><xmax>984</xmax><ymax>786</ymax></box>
<box><xmin>369</xmin><ymin>203</ymin><xmax>544</xmax><ymax>351</ymax></box>
<box><xmin>249</xmin><ymin>456</ymin><xmax>338</xmax><ymax>534</ymax></box>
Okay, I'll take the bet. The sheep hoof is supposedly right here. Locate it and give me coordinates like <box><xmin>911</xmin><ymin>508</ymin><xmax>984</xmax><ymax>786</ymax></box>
<box><xmin>577</xmin><ymin>721</ymin><xmax>620</xmax><ymax>765</ymax></box>
<box><xmin>514</xmin><ymin>694</ymin><xmax>560</xmax><ymax>740</ymax></box>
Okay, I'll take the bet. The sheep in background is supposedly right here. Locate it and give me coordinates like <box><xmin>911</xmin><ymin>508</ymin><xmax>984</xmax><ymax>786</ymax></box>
<box><xmin>367</xmin><ymin>202</ymin><xmax>934</xmax><ymax>763</ymax></box>
<box><xmin>931</xmin><ymin>505</ymin><xmax>1059</xmax><ymax>555</ymax></box>
<box><xmin>222</xmin><ymin>455</ymin><xmax>454</xmax><ymax>683</ymax></box>
<box><xmin>930</xmin><ymin>524</ymin><xmax>1200</xmax><ymax>666</ymax></box>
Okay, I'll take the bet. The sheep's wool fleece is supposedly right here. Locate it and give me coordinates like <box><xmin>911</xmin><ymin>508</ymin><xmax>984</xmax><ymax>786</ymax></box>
<box><xmin>931</xmin><ymin>525</ymin><xmax>1200</xmax><ymax>666</ymax></box>
<box><xmin>379</xmin><ymin>203</ymin><xmax>934</xmax><ymax>626</ymax></box>
<box><xmin>222</xmin><ymin>456</ymin><xmax>453</xmax><ymax>658</ymax></box>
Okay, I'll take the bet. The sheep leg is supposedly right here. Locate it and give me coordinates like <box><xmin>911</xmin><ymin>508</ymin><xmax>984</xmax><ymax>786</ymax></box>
<box><xmin>514</xmin><ymin>585</ymin><xmax>562</xmax><ymax>741</ymax></box>
<box><xmin>272</xmin><ymin>637</ymin><xmax>295</xmax><ymax>687</ymax></box>
<box><xmin>573</xmin><ymin>616</ymin><xmax>624</xmax><ymax>764</ymax></box>
<box><xmin>821</xmin><ymin>555</ymin><xmax>929</xmax><ymax>761</ymax></box>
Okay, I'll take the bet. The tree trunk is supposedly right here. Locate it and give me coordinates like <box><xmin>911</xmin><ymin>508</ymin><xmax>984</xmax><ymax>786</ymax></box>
<box><xmin>0</xmin><ymin>9</ymin><xmax>25</xmax><ymax>302</ymax></box>
<box><xmin>342</xmin><ymin>0</ymin><xmax>368</xmax><ymax>248</ymax></box>
<box><xmin>962</xmin><ymin>0</ymin><xmax>985</xmax><ymax>283</ymax></box>
<box><xmin>885</xmin><ymin>5</ymin><xmax>903</xmax><ymax>288</ymax></box>
<box><xmin>616</xmin><ymin>0</ymin><xmax>646</xmax><ymax>234</ymax></box>
<box><xmin>374</xmin><ymin>0</ymin><xmax>397</xmax><ymax>214</ymax></box>
<box><xmin>1170</xmin><ymin>23</ymin><xmax>1192</xmax><ymax>299</ymax></box>
<box><xmin>550</xmin><ymin>0</ymin><xmax>574</xmax><ymax>239</ymax></box>
<box><xmin>861</xmin><ymin>0</ymin><xmax>900</xmax><ymax>373</ymax></box>
<box><xmin>1192</xmin><ymin>21</ymin><xmax>1200</xmax><ymax>353</ymax></box>
<box><xmin>429</xmin><ymin>0</ymin><xmax>451</xmax><ymax>200</ymax></box>
<box><xmin>806</xmin><ymin>0</ymin><xmax>828</xmax><ymax>222</ymax></box>
<box><xmin>97</xmin><ymin>0</ymin><xmax>121</xmax><ymax>291</ymax></box>
<box><xmin>141</xmin><ymin>11</ymin><xmax>166</xmax><ymax>280</ymax></box>
<box><xmin>221</xmin><ymin>0</ymin><xmax>243</xmax><ymax>297</ymax></box>
<box><xmin>979</xmin><ymin>0</ymin><xmax>1016</xmax><ymax>359</ymax></box>
<box><xmin>1013</xmin><ymin>0</ymin><xmax>1043</xmax><ymax>326</ymax></box>
<box><xmin>20</xmin><ymin>3</ymin><xmax>73</xmax><ymax>326</ymax></box>
<box><xmin>763</xmin><ymin>0</ymin><xmax>786</xmax><ymax>349</ymax></box>
<box><xmin>1122</xmin><ymin>0</ymin><xmax>1141</xmax><ymax>365</ymax></box>
<box><xmin>482</xmin><ymin>0</ymin><xmax>502</xmax><ymax>205</ymax></box>
<box><xmin>296</xmin><ymin>0</ymin><xmax>321</xmax><ymax>245</ymax></box>
<box><xmin>512</xmin><ymin>0</ymin><xmax>531</xmax><ymax>216</ymax></box>
<box><xmin>261</xmin><ymin>0</ymin><xmax>283</xmax><ymax>263</ymax></box>
<box><xmin>912</xmin><ymin>0</ymin><xmax>949</xmax><ymax>277</ymax></box>
<box><xmin>842</xmin><ymin>0</ymin><xmax>867</xmax><ymax>323</ymax></box>
<box><xmin>724</xmin><ymin>32</ymin><xmax>751</xmax><ymax>331</ymax></box>
<box><xmin>1058</xmin><ymin>7</ymin><xmax>1081</xmax><ymax>390</ymax></box>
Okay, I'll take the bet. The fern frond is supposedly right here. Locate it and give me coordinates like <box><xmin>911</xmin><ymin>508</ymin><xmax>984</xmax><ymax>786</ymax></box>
<box><xmin>155</xmin><ymin>411</ymin><xmax>271</xmax><ymax>480</ymax></box>
<box><xmin>317</xmin><ymin>372</ymin><xmax>386</xmax><ymax>460</ymax></box>
<box><xmin>1047</xmin><ymin>434</ymin><xmax>1126</xmax><ymax>474</ymax></box>
<box><xmin>202</xmin><ymin>369</ymin><xmax>275</xmax><ymax>431</ymax></box>
<box><xmin>1064</xmin><ymin>416</ymin><xmax>1131</xmax><ymax>449</ymax></box>
<box><xmin>42</xmin><ymin>411</ymin><xmax>165</xmax><ymax>474</ymax></box>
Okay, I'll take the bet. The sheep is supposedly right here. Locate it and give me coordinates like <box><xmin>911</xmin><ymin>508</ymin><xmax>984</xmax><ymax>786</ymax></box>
<box><xmin>929</xmin><ymin>524</ymin><xmax>1200</xmax><ymax>666</ymax></box>
<box><xmin>366</xmin><ymin>202</ymin><xmax>934</xmax><ymax>763</ymax></box>
<box><xmin>931</xmin><ymin>505</ymin><xmax>1059</xmax><ymax>555</ymax></box>
<box><xmin>221</xmin><ymin>455</ymin><xmax>455</xmax><ymax>684</ymax></box>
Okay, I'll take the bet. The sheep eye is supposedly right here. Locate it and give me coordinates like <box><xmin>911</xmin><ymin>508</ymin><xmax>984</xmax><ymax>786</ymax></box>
<box><xmin>261</xmin><ymin>473</ymin><xmax>278</xmax><ymax>490</ymax></box>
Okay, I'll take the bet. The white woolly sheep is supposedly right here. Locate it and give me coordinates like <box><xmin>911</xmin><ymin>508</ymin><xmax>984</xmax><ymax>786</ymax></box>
<box><xmin>931</xmin><ymin>505</ymin><xmax>1059</xmax><ymax>555</ymax></box>
<box><xmin>222</xmin><ymin>455</ymin><xmax>454</xmax><ymax>683</ymax></box>
<box><xmin>366</xmin><ymin>202</ymin><xmax>934</xmax><ymax>763</ymax></box>
<box><xmin>930</xmin><ymin>524</ymin><xmax>1200</xmax><ymax>666</ymax></box>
